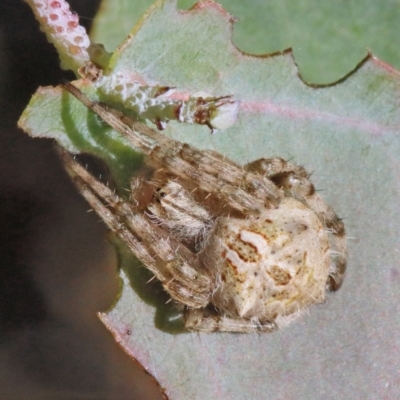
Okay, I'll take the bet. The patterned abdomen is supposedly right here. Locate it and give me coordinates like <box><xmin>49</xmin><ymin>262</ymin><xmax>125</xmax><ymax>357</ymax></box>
<box><xmin>203</xmin><ymin>197</ymin><xmax>331</xmax><ymax>327</ymax></box>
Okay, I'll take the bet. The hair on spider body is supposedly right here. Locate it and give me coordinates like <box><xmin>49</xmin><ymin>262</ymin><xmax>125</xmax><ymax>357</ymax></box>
<box><xmin>60</xmin><ymin>82</ymin><xmax>347</xmax><ymax>333</ymax></box>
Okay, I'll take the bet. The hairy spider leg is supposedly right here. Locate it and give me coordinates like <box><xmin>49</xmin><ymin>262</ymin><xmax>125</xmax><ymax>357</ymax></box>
<box><xmin>62</xmin><ymin>82</ymin><xmax>283</xmax><ymax>216</ymax></box>
<box><xmin>184</xmin><ymin>309</ymin><xmax>277</xmax><ymax>333</ymax></box>
<box><xmin>60</xmin><ymin>150</ymin><xmax>211</xmax><ymax>309</ymax></box>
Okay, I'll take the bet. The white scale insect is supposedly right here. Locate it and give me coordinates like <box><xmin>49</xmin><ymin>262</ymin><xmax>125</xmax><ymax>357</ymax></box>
<box><xmin>61</xmin><ymin>82</ymin><xmax>347</xmax><ymax>333</ymax></box>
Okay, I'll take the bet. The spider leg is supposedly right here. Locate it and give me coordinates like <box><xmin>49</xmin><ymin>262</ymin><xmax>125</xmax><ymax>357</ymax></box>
<box><xmin>184</xmin><ymin>309</ymin><xmax>277</xmax><ymax>333</ymax></box>
<box><xmin>245</xmin><ymin>157</ymin><xmax>347</xmax><ymax>291</ymax></box>
<box><xmin>60</xmin><ymin>150</ymin><xmax>211</xmax><ymax>308</ymax></box>
<box><xmin>62</xmin><ymin>82</ymin><xmax>283</xmax><ymax>216</ymax></box>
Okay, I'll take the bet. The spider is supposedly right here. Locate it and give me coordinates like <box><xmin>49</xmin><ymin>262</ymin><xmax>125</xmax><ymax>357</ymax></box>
<box><xmin>60</xmin><ymin>82</ymin><xmax>347</xmax><ymax>333</ymax></box>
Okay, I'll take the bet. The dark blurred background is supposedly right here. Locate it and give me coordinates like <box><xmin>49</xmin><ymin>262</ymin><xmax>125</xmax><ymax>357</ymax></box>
<box><xmin>0</xmin><ymin>1</ymin><xmax>164</xmax><ymax>398</ymax></box>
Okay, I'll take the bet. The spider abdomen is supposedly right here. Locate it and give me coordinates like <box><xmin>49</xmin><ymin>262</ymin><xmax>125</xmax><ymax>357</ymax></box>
<box><xmin>203</xmin><ymin>197</ymin><xmax>331</xmax><ymax>327</ymax></box>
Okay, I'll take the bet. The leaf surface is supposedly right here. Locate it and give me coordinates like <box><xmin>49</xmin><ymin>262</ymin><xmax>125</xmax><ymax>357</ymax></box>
<box><xmin>18</xmin><ymin>1</ymin><xmax>400</xmax><ymax>398</ymax></box>
<box><xmin>92</xmin><ymin>0</ymin><xmax>400</xmax><ymax>84</ymax></box>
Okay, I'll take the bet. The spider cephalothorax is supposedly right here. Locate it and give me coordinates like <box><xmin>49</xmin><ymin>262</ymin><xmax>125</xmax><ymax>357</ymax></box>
<box><xmin>61</xmin><ymin>82</ymin><xmax>347</xmax><ymax>333</ymax></box>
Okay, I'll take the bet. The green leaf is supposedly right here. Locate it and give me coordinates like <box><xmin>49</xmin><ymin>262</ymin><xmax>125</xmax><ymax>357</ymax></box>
<box><xmin>18</xmin><ymin>0</ymin><xmax>400</xmax><ymax>398</ymax></box>
<box><xmin>92</xmin><ymin>0</ymin><xmax>400</xmax><ymax>84</ymax></box>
